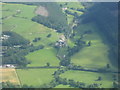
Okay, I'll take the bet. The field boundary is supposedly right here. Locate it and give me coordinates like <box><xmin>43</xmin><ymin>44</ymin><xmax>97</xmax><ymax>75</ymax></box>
<box><xmin>14</xmin><ymin>69</ymin><xmax>22</xmax><ymax>86</ymax></box>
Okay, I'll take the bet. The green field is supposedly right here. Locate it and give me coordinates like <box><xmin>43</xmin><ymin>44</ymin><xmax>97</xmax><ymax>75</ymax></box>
<box><xmin>67</xmin><ymin>8</ymin><xmax>84</xmax><ymax>15</ymax></box>
<box><xmin>2</xmin><ymin>3</ymin><xmax>61</xmax><ymax>47</ymax></box>
<box><xmin>26</xmin><ymin>48</ymin><xmax>60</xmax><ymax>67</ymax></box>
<box><xmin>60</xmin><ymin>70</ymin><xmax>114</xmax><ymax>88</ymax></box>
<box><xmin>58</xmin><ymin>2</ymin><xmax>84</xmax><ymax>9</ymax></box>
<box><xmin>58</xmin><ymin>2</ymin><xmax>84</xmax><ymax>25</ymax></box>
<box><xmin>54</xmin><ymin>84</ymin><xmax>72</xmax><ymax>88</ymax></box>
<box><xmin>2</xmin><ymin>2</ymin><xmax>118</xmax><ymax>88</ymax></box>
<box><xmin>16</xmin><ymin>69</ymin><xmax>57</xmax><ymax>86</ymax></box>
<box><xmin>2</xmin><ymin>3</ymin><xmax>36</xmax><ymax>19</ymax></box>
<box><xmin>67</xmin><ymin>14</ymin><xmax>74</xmax><ymax>25</ymax></box>
<box><xmin>71</xmin><ymin>23</ymin><xmax>117</xmax><ymax>71</ymax></box>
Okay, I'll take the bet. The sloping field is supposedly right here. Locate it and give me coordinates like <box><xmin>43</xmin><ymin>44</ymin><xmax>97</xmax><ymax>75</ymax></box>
<box><xmin>2</xmin><ymin>3</ymin><xmax>37</xmax><ymax>19</ymax></box>
<box><xmin>16</xmin><ymin>69</ymin><xmax>57</xmax><ymax>86</ymax></box>
<box><xmin>71</xmin><ymin>23</ymin><xmax>117</xmax><ymax>71</ymax></box>
<box><xmin>0</xmin><ymin>69</ymin><xmax>20</xmax><ymax>85</ymax></box>
<box><xmin>2</xmin><ymin>3</ymin><xmax>61</xmax><ymax>47</ymax></box>
<box><xmin>58</xmin><ymin>2</ymin><xmax>84</xmax><ymax>9</ymax></box>
<box><xmin>26</xmin><ymin>48</ymin><xmax>59</xmax><ymax>67</ymax></box>
<box><xmin>60</xmin><ymin>70</ymin><xmax>115</xmax><ymax>88</ymax></box>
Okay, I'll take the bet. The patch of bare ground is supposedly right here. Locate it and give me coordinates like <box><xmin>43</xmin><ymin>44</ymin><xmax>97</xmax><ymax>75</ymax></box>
<box><xmin>35</xmin><ymin>6</ymin><xmax>49</xmax><ymax>17</ymax></box>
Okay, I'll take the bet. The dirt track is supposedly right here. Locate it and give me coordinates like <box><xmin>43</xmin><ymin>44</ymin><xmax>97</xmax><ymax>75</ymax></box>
<box><xmin>35</xmin><ymin>6</ymin><xmax>49</xmax><ymax>17</ymax></box>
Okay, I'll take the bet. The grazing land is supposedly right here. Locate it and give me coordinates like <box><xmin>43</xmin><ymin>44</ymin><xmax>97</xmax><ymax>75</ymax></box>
<box><xmin>16</xmin><ymin>69</ymin><xmax>57</xmax><ymax>86</ymax></box>
<box><xmin>2</xmin><ymin>3</ymin><xmax>61</xmax><ymax>47</ymax></box>
<box><xmin>71</xmin><ymin>23</ymin><xmax>117</xmax><ymax>71</ymax></box>
<box><xmin>26</xmin><ymin>48</ymin><xmax>60</xmax><ymax>67</ymax></box>
<box><xmin>60</xmin><ymin>70</ymin><xmax>115</xmax><ymax>88</ymax></box>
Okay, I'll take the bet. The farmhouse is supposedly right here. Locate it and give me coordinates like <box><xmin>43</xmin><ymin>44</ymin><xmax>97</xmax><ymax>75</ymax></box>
<box><xmin>62</xmin><ymin>7</ymin><xmax>67</xmax><ymax>11</ymax></box>
<box><xmin>59</xmin><ymin>35</ymin><xmax>66</xmax><ymax>41</ymax></box>
<box><xmin>55</xmin><ymin>35</ymin><xmax>66</xmax><ymax>47</ymax></box>
<box><xmin>0</xmin><ymin>35</ymin><xmax>10</xmax><ymax>41</ymax></box>
<box><xmin>13</xmin><ymin>45</ymin><xmax>21</xmax><ymax>48</ymax></box>
<box><xmin>3</xmin><ymin>64</ymin><xmax>16</xmax><ymax>68</ymax></box>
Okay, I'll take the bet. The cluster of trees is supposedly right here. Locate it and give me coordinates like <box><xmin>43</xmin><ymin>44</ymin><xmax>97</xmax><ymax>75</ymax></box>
<box><xmin>62</xmin><ymin>39</ymin><xmax>86</xmax><ymax>65</ymax></box>
<box><xmin>65</xmin><ymin>10</ymin><xmax>79</xmax><ymax>17</ymax></box>
<box><xmin>53</xmin><ymin>69</ymin><xmax>100</xmax><ymax>88</ymax></box>
<box><xmin>2</xmin><ymin>31</ymin><xmax>44</xmax><ymax>67</ymax></box>
<box><xmin>33</xmin><ymin>37</ymin><xmax>41</xmax><ymax>42</ymax></box>
<box><xmin>2</xmin><ymin>82</ymin><xmax>20</xmax><ymax>88</ymax></box>
<box><xmin>56</xmin><ymin>39</ymin><xmax>86</xmax><ymax>66</ymax></box>
<box><xmin>2</xmin><ymin>31</ymin><xmax>29</xmax><ymax>46</ymax></box>
<box><xmin>32</xmin><ymin>15</ymin><xmax>69</xmax><ymax>33</ymax></box>
<box><xmin>2</xmin><ymin>44</ymin><xmax>44</xmax><ymax>67</ymax></box>
<box><xmin>2</xmin><ymin>82</ymin><xmax>35</xmax><ymax>88</ymax></box>
<box><xmin>46</xmin><ymin>34</ymin><xmax>52</xmax><ymax>38</ymax></box>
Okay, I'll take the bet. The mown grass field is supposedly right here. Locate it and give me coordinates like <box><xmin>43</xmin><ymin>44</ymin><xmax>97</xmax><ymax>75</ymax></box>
<box><xmin>0</xmin><ymin>69</ymin><xmax>20</xmax><ymax>85</ymax></box>
<box><xmin>60</xmin><ymin>70</ymin><xmax>115</xmax><ymax>88</ymax></box>
<box><xmin>16</xmin><ymin>69</ymin><xmax>57</xmax><ymax>86</ymax></box>
<box><xmin>71</xmin><ymin>23</ymin><xmax>117</xmax><ymax>71</ymax></box>
<box><xmin>26</xmin><ymin>48</ymin><xmax>60</xmax><ymax>67</ymax></box>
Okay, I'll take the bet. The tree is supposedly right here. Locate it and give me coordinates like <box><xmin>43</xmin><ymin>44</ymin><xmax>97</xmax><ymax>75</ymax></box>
<box><xmin>113</xmin><ymin>74</ymin><xmax>117</xmax><ymax>81</ymax></box>
<box><xmin>106</xmin><ymin>64</ymin><xmax>110</xmax><ymax>69</ymax></box>
<box><xmin>113</xmin><ymin>81</ymin><xmax>119</xmax><ymax>88</ymax></box>
<box><xmin>97</xmin><ymin>76</ymin><xmax>102</xmax><ymax>81</ymax></box>
<box><xmin>46</xmin><ymin>62</ymin><xmax>50</xmax><ymax>67</ymax></box>
<box><xmin>47</xmin><ymin>34</ymin><xmax>52</xmax><ymax>38</ymax></box>
<box><xmin>88</xmin><ymin>41</ymin><xmax>91</xmax><ymax>46</ymax></box>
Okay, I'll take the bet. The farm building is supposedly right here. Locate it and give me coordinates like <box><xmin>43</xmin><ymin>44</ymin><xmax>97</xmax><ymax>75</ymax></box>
<box><xmin>2</xmin><ymin>64</ymin><xmax>16</xmax><ymax>68</ymax></box>
<box><xmin>0</xmin><ymin>35</ymin><xmax>10</xmax><ymax>41</ymax></box>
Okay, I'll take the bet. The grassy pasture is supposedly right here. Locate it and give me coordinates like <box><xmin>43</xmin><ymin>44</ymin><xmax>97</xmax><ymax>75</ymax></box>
<box><xmin>0</xmin><ymin>69</ymin><xmax>20</xmax><ymax>85</ymax></box>
<box><xmin>2</xmin><ymin>3</ymin><xmax>37</xmax><ymax>19</ymax></box>
<box><xmin>68</xmin><ymin>9</ymin><xmax>84</xmax><ymax>15</ymax></box>
<box><xmin>26</xmin><ymin>48</ymin><xmax>59</xmax><ymax>67</ymax></box>
<box><xmin>16</xmin><ymin>69</ymin><xmax>57</xmax><ymax>86</ymax></box>
<box><xmin>60</xmin><ymin>70</ymin><xmax>114</xmax><ymax>88</ymax></box>
<box><xmin>71</xmin><ymin>23</ymin><xmax>117</xmax><ymax>71</ymax></box>
<box><xmin>65</xmin><ymin>2</ymin><xmax>84</xmax><ymax>9</ymax></box>
<box><xmin>2</xmin><ymin>3</ymin><xmax>61</xmax><ymax>47</ymax></box>
<box><xmin>58</xmin><ymin>2</ymin><xmax>84</xmax><ymax>9</ymax></box>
